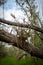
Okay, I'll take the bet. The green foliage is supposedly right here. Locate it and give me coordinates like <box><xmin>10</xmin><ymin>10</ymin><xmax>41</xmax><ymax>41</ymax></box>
<box><xmin>0</xmin><ymin>56</ymin><xmax>43</xmax><ymax>65</ymax></box>
<box><xmin>0</xmin><ymin>42</ymin><xmax>7</xmax><ymax>57</ymax></box>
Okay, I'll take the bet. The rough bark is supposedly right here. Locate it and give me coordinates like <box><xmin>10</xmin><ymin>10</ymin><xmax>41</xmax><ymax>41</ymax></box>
<box><xmin>0</xmin><ymin>18</ymin><xmax>43</xmax><ymax>33</ymax></box>
<box><xmin>0</xmin><ymin>29</ymin><xmax>43</xmax><ymax>59</ymax></box>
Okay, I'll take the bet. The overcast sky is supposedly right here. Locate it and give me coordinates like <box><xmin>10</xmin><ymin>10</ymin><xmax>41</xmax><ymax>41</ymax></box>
<box><xmin>0</xmin><ymin>0</ymin><xmax>43</xmax><ymax>21</ymax></box>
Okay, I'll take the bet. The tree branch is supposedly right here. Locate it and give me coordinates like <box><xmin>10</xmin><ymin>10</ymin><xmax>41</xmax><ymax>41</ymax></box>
<box><xmin>0</xmin><ymin>18</ymin><xmax>43</xmax><ymax>33</ymax></box>
<box><xmin>0</xmin><ymin>29</ymin><xmax>43</xmax><ymax>59</ymax></box>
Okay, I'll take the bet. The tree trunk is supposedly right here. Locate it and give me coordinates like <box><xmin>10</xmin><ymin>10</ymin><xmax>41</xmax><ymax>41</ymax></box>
<box><xmin>0</xmin><ymin>29</ymin><xmax>43</xmax><ymax>59</ymax></box>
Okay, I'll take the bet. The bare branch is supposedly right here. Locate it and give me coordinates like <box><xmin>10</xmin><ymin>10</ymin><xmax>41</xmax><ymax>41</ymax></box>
<box><xmin>11</xmin><ymin>13</ymin><xmax>16</xmax><ymax>18</ymax></box>
<box><xmin>0</xmin><ymin>18</ymin><xmax>43</xmax><ymax>33</ymax></box>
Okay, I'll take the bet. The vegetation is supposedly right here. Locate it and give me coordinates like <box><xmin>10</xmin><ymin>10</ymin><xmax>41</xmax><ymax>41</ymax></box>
<box><xmin>0</xmin><ymin>56</ymin><xmax>43</xmax><ymax>65</ymax></box>
<box><xmin>0</xmin><ymin>0</ymin><xmax>43</xmax><ymax>65</ymax></box>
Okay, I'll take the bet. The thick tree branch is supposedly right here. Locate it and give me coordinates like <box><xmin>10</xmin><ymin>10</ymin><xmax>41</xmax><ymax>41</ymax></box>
<box><xmin>0</xmin><ymin>18</ymin><xmax>43</xmax><ymax>33</ymax></box>
<box><xmin>0</xmin><ymin>29</ymin><xmax>43</xmax><ymax>59</ymax></box>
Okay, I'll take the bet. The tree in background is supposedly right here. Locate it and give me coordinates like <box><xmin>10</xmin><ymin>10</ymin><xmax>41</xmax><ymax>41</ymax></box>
<box><xmin>16</xmin><ymin>0</ymin><xmax>43</xmax><ymax>49</ymax></box>
<box><xmin>0</xmin><ymin>0</ymin><xmax>6</xmax><ymax>6</ymax></box>
<box><xmin>15</xmin><ymin>0</ymin><xmax>43</xmax><ymax>64</ymax></box>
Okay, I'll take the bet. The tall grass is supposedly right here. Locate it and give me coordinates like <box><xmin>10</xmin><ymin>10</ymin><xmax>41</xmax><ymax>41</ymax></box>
<box><xmin>0</xmin><ymin>56</ymin><xmax>43</xmax><ymax>65</ymax></box>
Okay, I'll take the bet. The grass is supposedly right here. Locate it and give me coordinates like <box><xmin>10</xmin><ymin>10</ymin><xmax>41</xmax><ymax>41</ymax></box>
<box><xmin>0</xmin><ymin>56</ymin><xmax>43</xmax><ymax>65</ymax></box>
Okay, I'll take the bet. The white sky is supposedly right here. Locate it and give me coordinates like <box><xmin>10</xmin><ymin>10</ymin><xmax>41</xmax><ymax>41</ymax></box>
<box><xmin>0</xmin><ymin>0</ymin><xmax>43</xmax><ymax>21</ymax></box>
